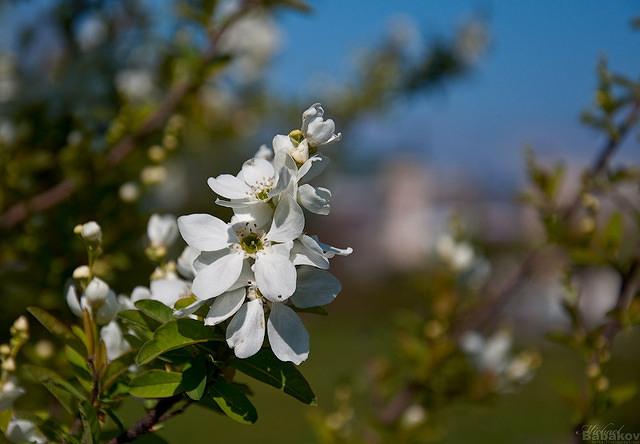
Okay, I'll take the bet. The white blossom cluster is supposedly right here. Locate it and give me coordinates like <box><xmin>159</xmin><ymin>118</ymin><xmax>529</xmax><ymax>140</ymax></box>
<box><xmin>177</xmin><ymin>103</ymin><xmax>351</xmax><ymax>364</ymax></box>
<box><xmin>63</xmin><ymin>104</ymin><xmax>350</xmax><ymax>367</ymax></box>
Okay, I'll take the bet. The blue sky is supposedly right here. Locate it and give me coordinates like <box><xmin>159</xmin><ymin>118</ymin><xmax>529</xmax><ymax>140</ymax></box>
<box><xmin>269</xmin><ymin>0</ymin><xmax>640</xmax><ymax>186</ymax></box>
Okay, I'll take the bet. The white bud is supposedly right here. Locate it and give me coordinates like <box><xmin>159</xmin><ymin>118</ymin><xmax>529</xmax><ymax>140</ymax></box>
<box><xmin>85</xmin><ymin>277</ymin><xmax>110</xmax><ymax>307</ymax></box>
<box><xmin>12</xmin><ymin>316</ymin><xmax>28</xmax><ymax>333</ymax></box>
<box><xmin>72</xmin><ymin>265</ymin><xmax>91</xmax><ymax>280</ymax></box>
<box><xmin>80</xmin><ymin>221</ymin><xmax>102</xmax><ymax>243</ymax></box>
<box><xmin>35</xmin><ymin>340</ymin><xmax>54</xmax><ymax>359</ymax></box>
<box><xmin>2</xmin><ymin>357</ymin><xmax>16</xmax><ymax>372</ymax></box>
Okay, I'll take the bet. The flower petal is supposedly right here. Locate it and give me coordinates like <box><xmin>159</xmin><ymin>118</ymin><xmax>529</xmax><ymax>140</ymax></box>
<box><xmin>291</xmin><ymin>235</ymin><xmax>329</xmax><ymax>269</ymax></box>
<box><xmin>291</xmin><ymin>267</ymin><xmax>341</xmax><ymax>308</ymax></box>
<box><xmin>226</xmin><ymin>300</ymin><xmax>265</xmax><ymax>359</ymax></box>
<box><xmin>298</xmin><ymin>184</ymin><xmax>331</xmax><ymax>215</ymax></box>
<box><xmin>254</xmin><ymin>249</ymin><xmax>296</xmax><ymax>302</ymax></box>
<box><xmin>266</xmin><ymin>193</ymin><xmax>304</xmax><ymax>243</ymax></box>
<box><xmin>150</xmin><ymin>278</ymin><xmax>189</xmax><ymax>307</ymax></box>
<box><xmin>240</xmin><ymin>158</ymin><xmax>275</xmax><ymax>187</ymax></box>
<box><xmin>174</xmin><ymin>298</ymin><xmax>213</xmax><ymax>318</ymax></box>
<box><xmin>205</xmin><ymin>288</ymin><xmax>246</xmax><ymax>326</ymax></box>
<box><xmin>267</xmin><ymin>302</ymin><xmax>309</xmax><ymax>365</ymax></box>
<box><xmin>207</xmin><ymin>174</ymin><xmax>251</xmax><ymax>199</ymax></box>
<box><xmin>230</xmin><ymin>202</ymin><xmax>274</xmax><ymax>231</ymax></box>
<box><xmin>178</xmin><ymin>214</ymin><xmax>234</xmax><ymax>251</ymax></box>
<box><xmin>297</xmin><ymin>154</ymin><xmax>329</xmax><ymax>182</ymax></box>
<box><xmin>192</xmin><ymin>251</ymin><xmax>244</xmax><ymax>299</ymax></box>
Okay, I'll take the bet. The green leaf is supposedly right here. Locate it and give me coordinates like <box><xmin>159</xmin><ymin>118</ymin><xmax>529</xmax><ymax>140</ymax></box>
<box><xmin>185</xmin><ymin>356</ymin><xmax>208</xmax><ymax>401</ymax></box>
<box><xmin>0</xmin><ymin>410</ymin><xmax>11</xmax><ymax>433</ymax></box>
<box><xmin>207</xmin><ymin>377</ymin><xmax>257</xmax><ymax>424</ymax></box>
<box><xmin>136</xmin><ymin>318</ymin><xmax>223</xmax><ymax>365</ymax></box>
<box><xmin>129</xmin><ymin>370</ymin><xmax>184</xmax><ymax>398</ymax></box>
<box><xmin>103</xmin><ymin>350</ymin><xmax>136</xmax><ymax>391</ymax></box>
<box><xmin>27</xmin><ymin>307</ymin><xmax>72</xmax><ymax>339</ymax></box>
<box><xmin>230</xmin><ymin>349</ymin><xmax>316</xmax><ymax>405</ymax></box>
<box><xmin>22</xmin><ymin>364</ymin><xmax>86</xmax><ymax>413</ymax></box>
<box><xmin>135</xmin><ymin>300</ymin><xmax>174</xmax><ymax>323</ymax></box>
<box><xmin>80</xmin><ymin>401</ymin><xmax>100</xmax><ymax>444</ymax></box>
<box><xmin>65</xmin><ymin>345</ymin><xmax>92</xmax><ymax>383</ymax></box>
<box><xmin>609</xmin><ymin>383</ymin><xmax>637</xmax><ymax>405</ymax></box>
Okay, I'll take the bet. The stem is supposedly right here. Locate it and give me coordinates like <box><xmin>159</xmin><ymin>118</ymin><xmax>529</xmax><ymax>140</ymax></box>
<box><xmin>106</xmin><ymin>397</ymin><xmax>186</xmax><ymax>444</ymax></box>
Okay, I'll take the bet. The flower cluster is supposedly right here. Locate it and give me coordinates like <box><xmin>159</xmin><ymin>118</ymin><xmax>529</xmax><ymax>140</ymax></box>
<box><xmin>177</xmin><ymin>103</ymin><xmax>351</xmax><ymax>364</ymax></box>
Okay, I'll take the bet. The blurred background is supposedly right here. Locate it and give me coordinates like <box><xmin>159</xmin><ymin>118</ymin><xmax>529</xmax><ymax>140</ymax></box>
<box><xmin>1</xmin><ymin>0</ymin><xmax>639</xmax><ymax>443</ymax></box>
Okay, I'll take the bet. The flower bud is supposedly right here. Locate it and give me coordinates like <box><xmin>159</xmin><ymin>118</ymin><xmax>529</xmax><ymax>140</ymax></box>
<box><xmin>119</xmin><ymin>182</ymin><xmax>140</xmax><ymax>202</ymax></box>
<box><xmin>80</xmin><ymin>221</ymin><xmax>102</xmax><ymax>243</ymax></box>
<box><xmin>147</xmin><ymin>214</ymin><xmax>178</xmax><ymax>248</ymax></box>
<box><xmin>35</xmin><ymin>340</ymin><xmax>54</xmax><ymax>360</ymax></box>
<box><xmin>95</xmin><ymin>292</ymin><xmax>119</xmax><ymax>325</ymax></box>
<box><xmin>0</xmin><ymin>344</ymin><xmax>10</xmax><ymax>355</ymax></box>
<box><xmin>12</xmin><ymin>316</ymin><xmax>28</xmax><ymax>333</ymax></box>
<box><xmin>72</xmin><ymin>265</ymin><xmax>91</xmax><ymax>280</ymax></box>
<box><xmin>2</xmin><ymin>357</ymin><xmax>16</xmax><ymax>372</ymax></box>
<box><xmin>85</xmin><ymin>277</ymin><xmax>110</xmax><ymax>307</ymax></box>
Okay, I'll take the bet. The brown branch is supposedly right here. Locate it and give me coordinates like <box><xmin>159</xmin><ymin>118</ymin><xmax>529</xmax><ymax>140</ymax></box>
<box><xmin>106</xmin><ymin>397</ymin><xmax>183</xmax><ymax>444</ymax></box>
<box><xmin>0</xmin><ymin>1</ymin><xmax>255</xmax><ymax>230</ymax></box>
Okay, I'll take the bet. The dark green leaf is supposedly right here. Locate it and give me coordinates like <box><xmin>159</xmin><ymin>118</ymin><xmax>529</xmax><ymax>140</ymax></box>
<box><xmin>22</xmin><ymin>365</ymin><xmax>86</xmax><ymax>413</ymax></box>
<box><xmin>136</xmin><ymin>319</ymin><xmax>223</xmax><ymax>365</ymax></box>
<box><xmin>27</xmin><ymin>307</ymin><xmax>72</xmax><ymax>339</ymax></box>
<box><xmin>103</xmin><ymin>350</ymin><xmax>136</xmax><ymax>391</ymax></box>
<box><xmin>207</xmin><ymin>377</ymin><xmax>257</xmax><ymax>424</ymax></box>
<box><xmin>80</xmin><ymin>401</ymin><xmax>100</xmax><ymax>444</ymax></box>
<box><xmin>230</xmin><ymin>349</ymin><xmax>316</xmax><ymax>405</ymax></box>
<box><xmin>185</xmin><ymin>356</ymin><xmax>208</xmax><ymax>401</ymax></box>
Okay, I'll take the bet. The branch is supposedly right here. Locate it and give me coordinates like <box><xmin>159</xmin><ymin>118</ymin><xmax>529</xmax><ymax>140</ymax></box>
<box><xmin>375</xmin><ymin>100</ymin><xmax>640</xmax><ymax>425</ymax></box>
<box><xmin>0</xmin><ymin>1</ymin><xmax>255</xmax><ymax>229</ymax></box>
<box><xmin>106</xmin><ymin>397</ymin><xmax>184</xmax><ymax>444</ymax></box>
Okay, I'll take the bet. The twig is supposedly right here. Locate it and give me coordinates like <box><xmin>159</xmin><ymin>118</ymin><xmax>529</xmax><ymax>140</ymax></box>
<box><xmin>106</xmin><ymin>397</ymin><xmax>183</xmax><ymax>444</ymax></box>
<box><xmin>0</xmin><ymin>1</ymin><xmax>255</xmax><ymax>229</ymax></box>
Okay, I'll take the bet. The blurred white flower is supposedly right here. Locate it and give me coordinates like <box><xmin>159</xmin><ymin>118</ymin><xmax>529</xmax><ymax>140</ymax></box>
<box><xmin>119</xmin><ymin>182</ymin><xmax>140</xmax><ymax>202</ymax></box>
<box><xmin>116</xmin><ymin>69</ymin><xmax>153</xmax><ymax>101</ymax></box>
<box><xmin>401</xmin><ymin>404</ymin><xmax>426</xmax><ymax>429</ymax></box>
<box><xmin>0</xmin><ymin>120</ymin><xmax>16</xmax><ymax>144</ymax></box>
<box><xmin>0</xmin><ymin>378</ymin><xmax>25</xmax><ymax>411</ymax></box>
<box><xmin>100</xmin><ymin>321</ymin><xmax>130</xmax><ymax>361</ymax></box>
<box><xmin>177</xmin><ymin>246</ymin><xmax>199</xmax><ymax>279</ymax></box>
<box><xmin>147</xmin><ymin>214</ymin><xmax>178</xmax><ymax>248</ymax></box>
<box><xmin>66</xmin><ymin>280</ymin><xmax>119</xmax><ymax>325</ymax></box>
<box><xmin>436</xmin><ymin>234</ymin><xmax>474</xmax><ymax>271</ymax></box>
<box><xmin>140</xmin><ymin>165</ymin><xmax>168</xmax><ymax>185</ymax></box>
<box><xmin>219</xmin><ymin>13</ymin><xmax>281</xmax><ymax>82</ymax></box>
<box><xmin>76</xmin><ymin>15</ymin><xmax>107</xmax><ymax>51</ymax></box>
<box><xmin>6</xmin><ymin>417</ymin><xmax>46</xmax><ymax>444</ymax></box>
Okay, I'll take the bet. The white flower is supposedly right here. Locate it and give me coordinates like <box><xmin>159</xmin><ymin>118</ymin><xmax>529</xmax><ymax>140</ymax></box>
<box><xmin>178</xmin><ymin>192</ymin><xmax>304</xmax><ymax>302</ymax></box>
<box><xmin>436</xmin><ymin>234</ymin><xmax>474</xmax><ymax>271</ymax></box>
<box><xmin>100</xmin><ymin>321</ymin><xmax>130</xmax><ymax>361</ymax></box>
<box><xmin>119</xmin><ymin>276</ymin><xmax>191</xmax><ymax>310</ymax></box>
<box><xmin>6</xmin><ymin>417</ymin><xmax>46</xmax><ymax>444</ymax></box>
<box><xmin>79</xmin><ymin>221</ymin><xmax>102</xmax><ymax>243</ymax></box>
<box><xmin>208</xmin><ymin>157</ymin><xmax>291</xmax><ymax>207</ymax></box>
<box><xmin>66</xmin><ymin>281</ymin><xmax>119</xmax><ymax>325</ymax></box>
<box><xmin>291</xmin><ymin>234</ymin><xmax>353</xmax><ymax>269</ymax></box>
<box><xmin>76</xmin><ymin>15</ymin><xmax>107</xmax><ymax>51</ymax></box>
<box><xmin>186</xmin><ymin>266</ymin><xmax>341</xmax><ymax>364</ymax></box>
<box><xmin>461</xmin><ymin>330</ymin><xmax>512</xmax><ymax>373</ymax></box>
<box><xmin>0</xmin><ymin>378</ymin><xmax>25</xmax><ymax>411</ymax></box>
<box><xmin>147</xmin><ymin>214</ymin><xmax>178</xmax><ymax>248</ymax></box>
<box><xmin>301</xmin><ymin>103</ymin><xmax>342</xmax><ymax>148</ymax></box>
<box><xmin>116</xmin><ymin>69</ymin><xmax>154</xmax><ymax>101</ymax></box>
<box><xmin>272</xmin><ymin>103</ymin><xmax>341</xmax><ymax>165</ymax></box>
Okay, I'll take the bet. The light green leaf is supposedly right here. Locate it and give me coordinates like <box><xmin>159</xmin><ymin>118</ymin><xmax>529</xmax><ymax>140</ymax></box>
<box><xmin>185</xmin><ymin>356</ymin><xmax>208</xmax><ymax>401</ymax></box>
<box><xmin>136</xmin><ymin>318</ymin><xmax>223</xmax><ymax>365</ymax></box>
<box><xmin>129</xmin><ymin>370</ymin><xmax>184</xmax><ymax>398</ymax></box>
<box><xmin>22</xmin><ymin>364</ymin><xmax>87</xmax><ymax>413</ymax></box>
<box><xmin>135</xmin><ymin>300</ymin><xmax>174</xmax><ymax>323</ymax></box>
<box><xmin>230</xmin><ymin>349</ymin><xmax>316</xmax><ymax>405</ymax></box>
<box><xmin>208</xmin><ymin>377</ymin><xmax>257</xmax><ymax>424</ymax></box>
<box><xmin>80</xmin><ymin>401</ymin><xmax>100</xmax><ymax>444</ymax></box>
<box><xmin>103</xmin><ymin>350</ymin><xmax>136</xmax><ymax>391</ymax></box>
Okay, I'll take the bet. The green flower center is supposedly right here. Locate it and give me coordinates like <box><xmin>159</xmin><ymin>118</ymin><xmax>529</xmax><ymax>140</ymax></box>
<box><xmin>240</xmin><ymin>233</ymin><xmax>263</xmax><ymax>254</ymax></box>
